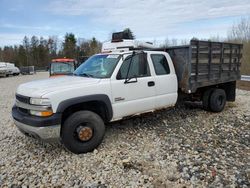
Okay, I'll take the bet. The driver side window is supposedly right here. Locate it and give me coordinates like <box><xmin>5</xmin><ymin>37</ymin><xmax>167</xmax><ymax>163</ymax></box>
<box><xmin>117</xmin><ymin>54</ymin><xmax>150</xmax><ymax>80</ymax></box>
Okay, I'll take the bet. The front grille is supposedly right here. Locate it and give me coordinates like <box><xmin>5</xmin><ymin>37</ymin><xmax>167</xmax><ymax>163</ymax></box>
<box><xmin>16</xmin><ymin>94</ymin><xmax>30</xmax><ymax>104</ymax></box>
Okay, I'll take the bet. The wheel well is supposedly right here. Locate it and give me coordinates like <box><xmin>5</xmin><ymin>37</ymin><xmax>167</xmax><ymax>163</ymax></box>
<box><xmin>61</xmin><ymin>101</ymin><xmax>109</xmax><ymax>125</ymax></box>
<box><xmin>199</xmin><ymin>81</ymin><xmax>236</xmax><ymax>102</ymax></box>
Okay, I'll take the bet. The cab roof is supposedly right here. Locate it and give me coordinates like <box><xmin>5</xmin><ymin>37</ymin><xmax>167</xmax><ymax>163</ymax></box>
<box><xmin>51</xmin><ymin>58</ymin><xmax>75</xmax><ymax>62</ymax></box>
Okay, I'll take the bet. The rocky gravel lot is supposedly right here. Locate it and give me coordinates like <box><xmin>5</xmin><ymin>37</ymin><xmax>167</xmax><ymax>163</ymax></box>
<box><xmin>0</xmin><ymin>72</ymin><xmax>249</xmax><ymax>188</ymax></box>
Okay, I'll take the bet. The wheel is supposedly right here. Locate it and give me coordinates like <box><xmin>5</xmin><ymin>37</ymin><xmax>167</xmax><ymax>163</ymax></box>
<box><xmin>209</xmin><ymin>89</ymin><xmax>226</xmax><ymax>112</ymax></box>
<box><xmin>202</xmin><ymin>88</ymin><xmax>214</xmax><ymax>111</ymax></box>
<box><xmin>61</xmin><ymin>111</ymin><xmax>105</xmax><ymax>154</ymax></box>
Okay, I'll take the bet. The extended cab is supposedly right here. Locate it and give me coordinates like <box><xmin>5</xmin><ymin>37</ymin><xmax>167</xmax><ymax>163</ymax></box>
<box><xmin>12</xmin><ymin>34</ymin><xmax>243</xmax><ymax>154</ymax></box>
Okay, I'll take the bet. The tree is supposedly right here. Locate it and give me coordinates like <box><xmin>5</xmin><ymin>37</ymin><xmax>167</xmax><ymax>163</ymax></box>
<box><xmin>123</xmin><ymin>28</ymin><xmax>135</xmax><ymax>39</ymax></box>
<box><xmin>63</xmin><ymin>33</ymin><xmax>77</xmax><ymax>58</ymax></box>
<box><xmin>90</xmin><ymin>37</ymin><xmax>101</xmax><ymax>54</ymax></box>
<box><xmin>180</xmin><ymin>39</ymin><xmax>189</xmax><ymax>45</ymax></box>
<box><xmin>161</xmin><ymin>38</ymin><xmax>178</xmax><ymax>48</ymax></box>
<box><xmin>30</xmin><ymin>36</ymin><xmax>39</xmax><ymax>66</ymax></box>
<box><xmin>38</xmin><ymin>37</ymin><xmax>49</xmax><ymax>67</ymax></box>
<box><xmin>0</xmin><ymin>33</ymin><xmax>103</xmax><ymax>68</ymax></box>
<box><xmin>23</xmin><ymin>36</ymin><xmax>30</xmax><ymax>66</ymax></box>
<box><xmin>228</xmin><ymin>17</ymin><xmax>250</xmax><ymax>42</ymax></box>
<box><xmin>77</xmin><ymin>38</ymin><xmax>102</xmax><ymax>60</ymax></box>
<box><xmin>48</xmin><ymin>36</ymin><xmax>58</xmax><ymax>58</ymax></box>
<box><xmin>18</xmin><ymin>45</ymin><xmax>27</xmax><ymax>66</ymax></box>
<box><xmin>0</xmin><ymin>47</ymin><xmax>2</xmax><ymax>61</ymax></box>
<box><xmin>228</xmin><ymin>17</ymin><xmax>250</xmax><ymax>75</ymax></box>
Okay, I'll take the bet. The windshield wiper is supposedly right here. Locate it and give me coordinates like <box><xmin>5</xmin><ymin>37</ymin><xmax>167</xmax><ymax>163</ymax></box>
<box><xmin>75</xmin><ymin>73</ymin><xmax>94</xmax><ymax>78</ymax></box>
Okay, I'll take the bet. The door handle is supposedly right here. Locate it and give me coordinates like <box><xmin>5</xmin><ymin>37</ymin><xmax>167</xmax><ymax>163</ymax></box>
<box><xmin>148</xmin><ymin>81</ymin><xmax>155</xmax><ymax>87</ymax></box>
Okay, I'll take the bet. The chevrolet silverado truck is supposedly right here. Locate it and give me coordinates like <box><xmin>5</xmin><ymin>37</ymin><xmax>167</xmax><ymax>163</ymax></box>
<box><xmin>12</xmin><ymin>34</ymin><xmax>243</xmax><ymax>154</ymax></box>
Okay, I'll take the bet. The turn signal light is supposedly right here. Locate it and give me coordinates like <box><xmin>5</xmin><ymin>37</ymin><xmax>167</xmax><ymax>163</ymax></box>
<box><xmin>41</xmin><ymin>111</ymin><xmax>53</xmax><ymax>117</ymax></box>
<box><xmin>30</xmin><ymin>110</ymin><xmax>53</xmax><ymax>117</ymax></box>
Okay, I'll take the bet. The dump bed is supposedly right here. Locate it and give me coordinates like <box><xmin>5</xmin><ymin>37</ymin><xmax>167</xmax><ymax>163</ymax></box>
<box><xmin>165</xmin><ymin>40</ymin><xmax>243</xmax><ymax>93</ymax></box>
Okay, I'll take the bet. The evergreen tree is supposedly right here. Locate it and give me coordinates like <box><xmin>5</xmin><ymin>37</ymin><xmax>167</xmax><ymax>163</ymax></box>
<box><xmin>18</xmin><ymin>45</ymin><xmax>27</xmax><ymax>67</ymax></box>
<box><xmin>63</xmin><ymin>33</ymin><xmax>77</xmax><ymax>58</ymax></box>
<box><xmin>30</xmin><ymin>36</ymin><xmax>39</xmax><ymax>66</ymax></box>
<box><xmin>23</xmin><ymin>36</ymin><xmax>30</xmax><ymax>66</ymax></box>
<box><xmin>123</xmin><ymin>28</ymin><xmax>135</xmax><ymax>39</ymax></box>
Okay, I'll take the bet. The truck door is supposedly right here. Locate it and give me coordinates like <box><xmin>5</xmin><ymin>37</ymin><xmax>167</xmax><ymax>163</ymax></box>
<box><xmin>111</xmin><ymin>53</ymin><xmax>156</xmax><ymax>119</ymax></box>
<box><xmin>149</xmin><ymin>52</ymin><xmax>178</xmax><ymax>108</ymax></box>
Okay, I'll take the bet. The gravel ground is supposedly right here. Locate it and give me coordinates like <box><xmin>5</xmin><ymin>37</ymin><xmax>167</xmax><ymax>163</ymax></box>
<box><xmin>0</xmin><ymin>72</ymin><xmax>249</xmax><ymax>188</ymax></box>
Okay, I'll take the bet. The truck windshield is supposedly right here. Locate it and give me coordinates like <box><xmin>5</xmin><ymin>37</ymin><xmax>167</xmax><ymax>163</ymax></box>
<box><xmin>74</xmin><ymin>54</ymin><xmax>121</xmax><ymax>78</ymax></box>
<box><xmin>50</xmin><ymin>62</ymin><xmax>75</xmax><ymax>75</ymax></box>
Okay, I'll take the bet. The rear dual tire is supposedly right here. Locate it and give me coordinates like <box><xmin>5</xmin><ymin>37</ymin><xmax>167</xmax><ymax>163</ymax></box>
<box><xmin>203</xmin><ymin>88</ymin><xmax>226</xmax><ymax>112</ymax></box>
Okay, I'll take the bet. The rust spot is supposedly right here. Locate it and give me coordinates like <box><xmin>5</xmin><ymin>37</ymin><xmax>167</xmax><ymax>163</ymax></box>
<box><xmin>78</xmin><ymin>127</ymin><xmax>93</xmax><ymax>141</ymax></box>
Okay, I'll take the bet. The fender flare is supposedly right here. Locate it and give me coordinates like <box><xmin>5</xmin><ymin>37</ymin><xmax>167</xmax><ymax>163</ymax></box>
<box><xmin>56</xmin><ymin>94</ymin><xmax>113</xmax><ymax>121</ymax></box>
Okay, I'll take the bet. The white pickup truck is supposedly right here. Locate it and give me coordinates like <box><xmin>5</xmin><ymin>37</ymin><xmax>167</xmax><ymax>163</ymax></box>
<box><xmin>12</xmin><ymin>34</ymin><xmax>243</xmax><ymax>154</ymax></box>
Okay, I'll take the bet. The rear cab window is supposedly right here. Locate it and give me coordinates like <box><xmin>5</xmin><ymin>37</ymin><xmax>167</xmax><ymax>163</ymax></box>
<box><xmin>151</xmin><ymin>54</ymin><xmax>170</xmax><ymax>75</ymax></box>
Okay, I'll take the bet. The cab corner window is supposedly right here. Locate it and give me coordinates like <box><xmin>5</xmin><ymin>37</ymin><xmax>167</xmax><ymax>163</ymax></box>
<box><xmin>117</xmin><ymin>54</ymin><xmax>150</xmax><ymax>80</ymax></box>
<box><xmin>151</xmin><ymin>54</ymin><xmax>170</xmax><ymax>75</ymax></box>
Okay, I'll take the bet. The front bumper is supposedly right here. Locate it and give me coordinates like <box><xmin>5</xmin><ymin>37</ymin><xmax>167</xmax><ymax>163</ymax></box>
<box><xmin>12</xmin><ymin>105</ymin><xmax>61</xmax><ymax>141</ymax></box>
<box><xmin>14</xmin><ymin>119</ymin><xmax>60</xmax><ymax>141</ymax></box>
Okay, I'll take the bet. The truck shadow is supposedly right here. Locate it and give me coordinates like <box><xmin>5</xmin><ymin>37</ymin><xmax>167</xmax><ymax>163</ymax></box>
<box><xmin>20</xmin><ymin>104</ymin><xmax>203</xmax><ymax>156</ymax></box>
<box><xmin>104</xmin><ymin>104</ymin><xmax>202</xmax><ymax>142</ymax></box>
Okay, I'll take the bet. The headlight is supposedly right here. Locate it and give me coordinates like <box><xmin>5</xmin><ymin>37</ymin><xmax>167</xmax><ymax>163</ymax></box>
<box><xmin>30</xmin><ymin>110</ymin><xmax>53</xmax><ymax>117</ymax></box>
<box><xmin>30</xmin><ymin>98</ymin><xmax>51</xmax><ymax>106</ymax></box>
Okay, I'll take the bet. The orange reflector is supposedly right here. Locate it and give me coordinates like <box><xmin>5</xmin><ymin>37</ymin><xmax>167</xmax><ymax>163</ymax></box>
<box><xmin>41</xmin><ymin>111</ymin><xmax>53</xmax><ymax>117</ymax></box>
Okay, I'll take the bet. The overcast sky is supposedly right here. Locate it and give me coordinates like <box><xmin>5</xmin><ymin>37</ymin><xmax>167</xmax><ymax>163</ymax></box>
<box><xmin>0</xmin><ymin>0</ymin><xmax>249</xmax><ymax>46</ymax></box>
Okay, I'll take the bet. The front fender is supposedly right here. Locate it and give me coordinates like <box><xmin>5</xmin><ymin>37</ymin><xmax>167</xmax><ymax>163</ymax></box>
<box><xmin>56</xmin><ymin>94</ymin><xmax>113</xmax><ymax>121</ymax></box>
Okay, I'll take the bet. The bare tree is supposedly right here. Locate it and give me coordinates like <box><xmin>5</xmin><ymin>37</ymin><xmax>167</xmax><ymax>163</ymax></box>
<box><xmin>228</xmin><ymin>17</ymin><xmax>250</xmax><ymax>74</ymax></box>
<box><xmin>180</xmin><ymin>39</ymin><xmax>189</xmax><ymax>45</ymax></box>
<box><xmin>228</xmin><ymin>17</ymin><xmax>250</xmax><ymax>42</ymax></box>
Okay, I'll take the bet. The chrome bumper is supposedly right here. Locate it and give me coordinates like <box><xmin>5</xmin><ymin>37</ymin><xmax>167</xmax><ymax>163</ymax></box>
<box><xmin>14</xmin><ymin>119</ymin><xmax>61</xmax><ymax>142</ymax></box>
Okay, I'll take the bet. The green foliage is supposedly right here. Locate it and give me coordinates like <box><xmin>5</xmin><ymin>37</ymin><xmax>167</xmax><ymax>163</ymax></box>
<box><xmin>0</xmin><ymin>33</ymin><xmax>102</xmax><ymax>68</ymax></box>
<box><xmin>63</xmin><ymin>33</ymin><xmax>77</xmax><ymax>58</ymax></box>
<box><xmin>78</xmin><ymin>37</ymin><xmax>102</xmax><ymax>59</ymax></box>
<box><xmin>18</xmin><ymin>45</ymin><xmax>27</xmax><ymax>66</ymax></box>
<box><xmin>123</xmin><ymin>28</ymin><xmax>135</xmax><ymax>39</ymax></box>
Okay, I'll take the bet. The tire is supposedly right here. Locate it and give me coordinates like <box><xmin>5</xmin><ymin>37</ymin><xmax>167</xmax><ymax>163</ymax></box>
<box><xmin>61</xmin><ymin>110</ymin><xmax>105</xmax><ymax>154</ymax></box>
<box><xmin>209</xmin><ymin>89</ymin><xmax>226</xmax><ymax>112</ymax></box>
<box><xmin>202</xmin><ymin>88</ymin><xmax>214</xmax><ymax>111</ymax></box>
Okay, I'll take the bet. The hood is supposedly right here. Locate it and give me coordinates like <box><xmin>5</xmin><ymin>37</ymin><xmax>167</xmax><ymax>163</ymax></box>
<box><xmin>17</xmin><ymin>76</ymin><xmax>101</xmax><ymax>97</ymax></box>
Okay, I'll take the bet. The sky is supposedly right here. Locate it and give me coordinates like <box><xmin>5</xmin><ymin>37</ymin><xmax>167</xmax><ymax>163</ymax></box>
<box><xmin>0</xmin><ymin>0</ymin><xmax>249</xmax><ymax>47</ymax></box>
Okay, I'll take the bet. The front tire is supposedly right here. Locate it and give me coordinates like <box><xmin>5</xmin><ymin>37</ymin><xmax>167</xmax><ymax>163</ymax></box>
<box><xmin>61</xmin><ymin>111</ymin><xmax>105</xmax><ymax>154</ymax></box>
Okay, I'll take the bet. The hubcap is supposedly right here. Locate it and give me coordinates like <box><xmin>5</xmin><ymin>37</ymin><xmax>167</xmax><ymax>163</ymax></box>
<box><xmin>76</xmin><ymin>126</ymin><xmax>93</xmax><ymax>141</ymax></box>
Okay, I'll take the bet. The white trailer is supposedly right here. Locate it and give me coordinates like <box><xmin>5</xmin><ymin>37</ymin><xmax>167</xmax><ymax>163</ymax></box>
<box><xmin>0</xmin><ymin>62</ymin><xmax>20</xmax><ymax>77</ymax></box>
